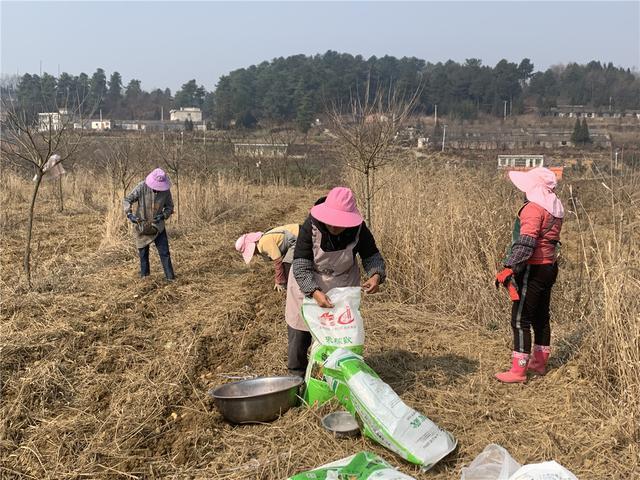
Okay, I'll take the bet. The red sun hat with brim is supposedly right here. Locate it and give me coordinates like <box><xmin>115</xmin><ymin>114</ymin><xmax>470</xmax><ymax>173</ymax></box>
<box><xmin>310</xmin><ymin>187</ymin><xmax>363</xmax><ymax>228</ymax></box>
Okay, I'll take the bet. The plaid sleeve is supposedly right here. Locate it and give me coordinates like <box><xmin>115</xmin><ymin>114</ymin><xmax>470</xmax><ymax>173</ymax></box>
<box><xmin>163</xmin><ymin>190</ymin><xmax>174</xmax><ymax>218</ymax></box>
<box><xmin>361</xmin><ymin>251</ymin><xmax>386</xmax><ymax>284</ymax></box>
<box><xmin>505</xmin><ymin>234</ymin><xmax>536</xmax><ymax>269</ymax></box>
<box><xmin>292</xmin><ymin>258</ymin><xmax>319</xmax><ymax>296</ymax></box>
<box><xmin>123</xmin><ymin>182</ymin><xmax>143</xmax><ymax>214</ymax></box>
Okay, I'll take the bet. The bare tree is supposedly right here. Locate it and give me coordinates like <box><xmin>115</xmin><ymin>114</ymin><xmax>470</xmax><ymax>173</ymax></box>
<box><xmin>0</xmin><ymin>96</ymin><xmax>88</xmax><ymax>286</ymax></box>
<box><xmin>327</xmin><ymin>84</ymin><xmax>420</xmax><ymax>226</ymax></box>
<box><xmin>148</xmin><ymin>133</ymin><xmax>184</xmax><ymax>222</ymax></box>
<box><xmin>101</xmin><ymin>138</ymin><xmax>137</xmax><ymax>200</ymax></box>
<box><xmin>265</xmin><ymin>126</ymin><xmax>298</xmax><ymax>186</ymax></box>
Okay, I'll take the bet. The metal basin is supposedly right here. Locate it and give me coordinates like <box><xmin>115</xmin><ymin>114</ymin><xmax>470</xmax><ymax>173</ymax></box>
<box><xmin>321</xmin><ymin>411</ymin><xmax>360</xmax><ymax>437</ymax></box>
<box><xmin>209</xmin><ymin>376</ymin><xmax>303</xmax><ymax>424</ymax></box>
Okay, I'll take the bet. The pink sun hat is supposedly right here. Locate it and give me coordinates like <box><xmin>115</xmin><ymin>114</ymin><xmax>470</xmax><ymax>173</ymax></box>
<box><xmin>310</xmin><ymin>187</ymin><xmax>363</xmax><ymax>228</ymax></box>
<box><xmin>145</xmin><ymin>168</ymin><xmax>172</xmax><ymax>191</ymax></box>
<box><xmin>235</xmin><ymin>232</ymin><xmax>264</xmax><ymax>264</ymax></box>
<box><xmin>509</xmin><ymin>167</ymin><xmax>564</xmax><ymax>218</ymax></box>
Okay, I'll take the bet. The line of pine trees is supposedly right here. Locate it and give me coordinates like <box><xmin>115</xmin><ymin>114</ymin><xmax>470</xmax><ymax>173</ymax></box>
<box><xmin>3</xmin><ymin>53</ymin><xmax>639</xmax><ymax>130</ymax></box>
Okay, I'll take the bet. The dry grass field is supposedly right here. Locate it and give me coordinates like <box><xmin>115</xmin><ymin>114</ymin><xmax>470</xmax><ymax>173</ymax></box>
<box><xmin>1</xmin><ymin>149</ymin><xmax>638</xmax><ymax>479</ymax></box>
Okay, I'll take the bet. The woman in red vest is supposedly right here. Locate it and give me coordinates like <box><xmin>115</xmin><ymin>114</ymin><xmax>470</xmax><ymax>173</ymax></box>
<box><xmin>495</xmin><ymin>167</ymin><xmax>564</xmax><ymax>383</ymax></box>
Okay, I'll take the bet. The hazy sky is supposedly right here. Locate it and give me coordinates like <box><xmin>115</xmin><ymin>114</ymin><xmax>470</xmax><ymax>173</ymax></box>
<box><xmin>1</xmin><ymin>1</ymin><xmax>639</xmax><ymax>92</ymax></box>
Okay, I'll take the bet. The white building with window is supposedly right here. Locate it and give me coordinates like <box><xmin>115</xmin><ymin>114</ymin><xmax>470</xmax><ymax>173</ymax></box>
<box><xmin>497</xmin><ymin>155</ymin><xmax>545</xmax><ymax>169</ymax></box>
<box><xmin>91</xmin><ymin>120</ymin><xmax>111</xmax><ymax>131</ymax></box>
<box><xmin>170</xmin><ymin>107</ymin><xmax>202</xmax><ymax>123</ymax></box>
<box><xmin>38</xmin><ymin>109</ymin><xmax>71</xmax><ymax>132</ymax></box>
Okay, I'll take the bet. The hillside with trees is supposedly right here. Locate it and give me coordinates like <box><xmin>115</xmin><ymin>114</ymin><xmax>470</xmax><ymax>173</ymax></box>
<box><xmin>4</xmin><ymin>52</ymin><xmax>639</xmax><ymax>129</ymax></box>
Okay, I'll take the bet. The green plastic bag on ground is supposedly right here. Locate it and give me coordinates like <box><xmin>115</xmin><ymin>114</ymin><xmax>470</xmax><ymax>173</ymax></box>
<box><xmin>323</xmin><ymin>349</ymin><xmax>457</xmax><ymax>471</ymax></box>
<box><xmin>288</xmin><ymin>451</ymin><xmax>417</xmax><ymax>479</ymax></box>
<box><xmin>303</xmin><ymin>343</ymin><xmax>337</xmax><ymax>406</ymax></box>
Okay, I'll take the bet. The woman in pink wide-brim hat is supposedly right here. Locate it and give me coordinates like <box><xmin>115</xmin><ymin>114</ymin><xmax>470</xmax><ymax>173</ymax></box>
<box><xmin>494</xmin><ymin>167</ymin><xmax>564</xmax><ymax>384</ymax></box>
<box><xmin>284</xmin><ymin>187</ymin><xmax>386</xmax><ymax>376</ymax></box>
<box><xmin>123</xmin><ymin>168</ymin><xmax>175</xmax><ymax>280</ymax></box>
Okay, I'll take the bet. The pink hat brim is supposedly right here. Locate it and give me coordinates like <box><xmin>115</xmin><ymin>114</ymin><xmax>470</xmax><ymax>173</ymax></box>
<box><xmin>241</xmin><ymin>243</ymin><xmax>256</xmax><ymax>264</ymax></box>
<box><xmin>145</xmin><ymin>173</ymin><xmax>171</xmax><ymax>191</ymax></box>
<box><xmin>310</xmin><ymin>203</ymin><xmax>363</xmax><ymax>228</ymax></box>
<box><xmin>508</xmin><ymin>170</ymin><xmax>540</xmax><ymax>193</ymax></box>
<box><xmin>235</xmin><ymin>232</ymin><xmax>263</xmax><ymax>264</ymax></box>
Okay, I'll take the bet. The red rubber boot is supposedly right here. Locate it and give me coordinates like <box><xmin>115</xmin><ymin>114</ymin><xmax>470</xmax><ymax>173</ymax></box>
<box><xmin>528</xmin><ymin>345</ymin><xmax>550</xmax><ymax>375</ymax></box>
<box><xmin>495</xmin><ymin>351</ymin><xmax>529</xmax><ymax>383</ymax></box>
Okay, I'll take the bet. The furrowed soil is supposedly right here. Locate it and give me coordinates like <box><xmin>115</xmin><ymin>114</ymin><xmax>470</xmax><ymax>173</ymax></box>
<box><xmin>0</xmin><ymin>180</ymin><xmax>637</xmax><ymax>479</ymax></box>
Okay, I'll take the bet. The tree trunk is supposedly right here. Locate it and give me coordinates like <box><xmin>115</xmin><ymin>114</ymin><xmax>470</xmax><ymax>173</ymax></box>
<box><xmin>175</xmin><ymin>173</ymin><xmax>180</xmax><ymax>223</ymax></box>
<box><xmin>25</xmin><ymin>173</ymin><xmax>43</xmax><ymax>286</ymax></box>
<box><xmin>370</xmin><ymin>165</ymin><xmax>376</xmax><ymax>227</ymax></box>
<box><xmin>57</xmin><ymin>176</ymin><xmax>64</xmax><ymax>212</ymax></box>
<box><xmin>365</xmin><ymin>168</ymin><xmax>372</xmax><ymax>227</ymax></box>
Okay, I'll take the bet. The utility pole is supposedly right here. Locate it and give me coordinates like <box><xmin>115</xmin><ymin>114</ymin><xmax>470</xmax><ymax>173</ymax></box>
<box><xmin>434</xmin><ymin>104</ymin><xmax>438</xmax><ymax>125</ymax></box>
<box><xmin>503</xmin><ymin>100</ymin><xmax>507</xmax><ymax>120</ymax></box>
<box><xmin>161</xmin><ymin>106</ymin><xmax>165</xmax><ymax>144</ymax></box>
<box><xmin>441</xmin><ymin>124</ymin><xmax>447</xmax><ymax>152</ymax></box>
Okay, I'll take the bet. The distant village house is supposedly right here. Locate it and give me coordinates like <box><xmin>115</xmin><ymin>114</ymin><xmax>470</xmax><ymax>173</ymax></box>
<box><xmin>170</xmin><ymin>107</ymin><xmax>202</xmax><ymax>123</ymax></box>
<box><xmin>38</xmin><ymin>109</ymin><xmax>71</xmax><ymax>132</ymax></box>
<box><xmin>91</xmin><ymin>120</ymin><xmax>112</xmax><ymax>131</ymax></box>
<box><xmin>497</xmin><ymin>154</ymin><xmax>545</xmax><ymax>169</ymax></box>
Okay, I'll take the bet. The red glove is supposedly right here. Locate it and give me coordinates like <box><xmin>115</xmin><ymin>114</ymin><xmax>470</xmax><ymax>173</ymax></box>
<box><xmin>495</xmin><ymin>268</ymin><xmax>520</xmax><ymax>301</ymax></box>
<box><xmin>495</xmin><ymin>267</ymin><xmax>514</xmax><ymax>288</ymax></box>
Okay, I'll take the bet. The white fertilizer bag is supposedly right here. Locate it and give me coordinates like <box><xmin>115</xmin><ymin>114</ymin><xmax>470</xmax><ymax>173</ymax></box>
<box><xmin>323</xmin><ymin>348</ymin><xmax>457</xmax><ymax>470</ymax></box>
<box><xmin>302</xmin><ymin>286</ymin><xmax>365</xmax><ymax>352</ymax></box>
<box><xmin>509</xmin><ymin>461</ymin><xmax>578</xmax><ymax>480</ymax></box>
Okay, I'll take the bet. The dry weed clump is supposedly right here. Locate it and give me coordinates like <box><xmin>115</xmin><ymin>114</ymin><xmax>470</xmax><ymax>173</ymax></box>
<box><xmin>569</xmin><ymin>174</ymin><xmax>640</xmax><ymax>434</ymax></box>
<box><xmin>348</xmin><ymin>159</ymin><xmax>514</xmax><ymax>325</ymax></box>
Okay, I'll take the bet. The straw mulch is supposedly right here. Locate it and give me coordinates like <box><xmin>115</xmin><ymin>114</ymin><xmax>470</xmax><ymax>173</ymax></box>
<box><xmin>1</xmin><ymin>179</ymin><xmax>637</xmax><ymax>480</ymax></box>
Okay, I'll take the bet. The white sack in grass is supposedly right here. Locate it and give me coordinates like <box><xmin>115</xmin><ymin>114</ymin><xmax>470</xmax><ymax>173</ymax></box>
<box><xmin>509</xmin><ymin>461</ymin><xmax>578</xmax><ymax>480</ymax></box>
<box><xmin>461</xmin><ymin>445</ymin><xmax>578</xmax><ymax>480</ymax></box>
<box><xmin>460</xmin><ymin>444</ymin><xmax>521</xmax><ymax>480</ymax></box>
